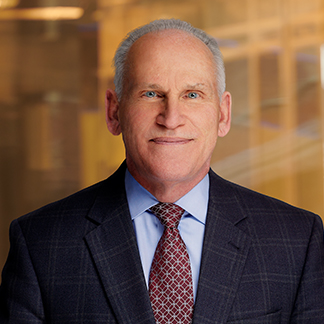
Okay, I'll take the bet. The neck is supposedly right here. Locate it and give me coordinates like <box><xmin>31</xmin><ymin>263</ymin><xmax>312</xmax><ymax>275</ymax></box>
<box><xmin>127</xmin><ymin>166</ymin><xmax>209</xmax><ymax>203</ymax></box>
<box><xmin>147</xmin><ymin>183</ymin><xmax>193</xmax><ymax>203</ymax></box>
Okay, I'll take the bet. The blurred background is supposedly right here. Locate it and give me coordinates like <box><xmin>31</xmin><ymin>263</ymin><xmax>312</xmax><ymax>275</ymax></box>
<box><xmin>0</xmin><ymin>0</ymin><xmax>323</xmax><ymax>271</ymax></box>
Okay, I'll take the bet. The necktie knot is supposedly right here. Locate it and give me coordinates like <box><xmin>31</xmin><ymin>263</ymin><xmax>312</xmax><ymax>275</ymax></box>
<box><xmin>150</xmin><ymin>203</ymin><xmax>184</xmax><ymax>229</ymax></box>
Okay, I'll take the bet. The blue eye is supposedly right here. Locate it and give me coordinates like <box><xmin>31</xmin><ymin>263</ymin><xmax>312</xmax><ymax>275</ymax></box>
<box><xmin>188</xmin><ymin>92</ymin><xmax>198</xmax><ymax>99</ymax></box>
<box><xmin>145</xmin><ymin>91</ymin><xmax>156</xmax><ymax>98</ymax></box>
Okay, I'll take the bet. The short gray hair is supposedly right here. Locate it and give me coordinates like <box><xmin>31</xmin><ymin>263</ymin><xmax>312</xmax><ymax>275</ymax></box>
<box><xmin>113</xmin><ymin>18</ymin><xmax>225</xmax><ymax>100</ymax></box>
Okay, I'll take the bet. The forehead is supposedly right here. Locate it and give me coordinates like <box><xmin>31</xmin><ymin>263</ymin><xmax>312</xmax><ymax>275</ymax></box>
<box><xmin>130</xmin><ymin>29</ymin><xmax>213</xmax><ymax>56</ymax></box>
<box><xmin>132</xmin><ymin>28</ymin><xmax>208</xmax><ymax>47</ymax></box>
<box><xmin>125</xmin><ymin>29</ymin><xmax>216</xmax><ymax>82</ymax></box>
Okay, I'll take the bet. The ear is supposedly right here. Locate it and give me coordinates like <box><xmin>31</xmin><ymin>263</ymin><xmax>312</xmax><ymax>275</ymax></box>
<box><xmin>105</xmin><ymin>89</ymin><xmax>121</xmax><ymax>135</ymax></box>
<box><xmin>218</xmin><ymin>91</ymin><xmax>232</xmax><ymax>137</ymax></box>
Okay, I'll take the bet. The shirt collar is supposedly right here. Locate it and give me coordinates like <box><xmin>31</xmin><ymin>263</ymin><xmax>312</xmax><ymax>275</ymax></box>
<box><xmin>125</xmin><ymin>169</ymin><xmax>209</xmax><ymax>225</ymax></box>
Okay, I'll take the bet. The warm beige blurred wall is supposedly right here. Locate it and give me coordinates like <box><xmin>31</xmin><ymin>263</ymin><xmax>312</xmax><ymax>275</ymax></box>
<box><xmin>94</xmin><ymin>0</ymin><xmax>324</xmax><ymax>216</ymax></box>
<box><xmin>0</xmin><ymin>0</ymin><xmax>323</xmax><ymax>271</ymax></box>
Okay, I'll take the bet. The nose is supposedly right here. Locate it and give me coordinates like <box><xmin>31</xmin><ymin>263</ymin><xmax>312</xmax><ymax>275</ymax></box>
<box><xmin>156</xmin><ymin>97</ymin><xmax>184</xmax><ymax>129</ymax></box>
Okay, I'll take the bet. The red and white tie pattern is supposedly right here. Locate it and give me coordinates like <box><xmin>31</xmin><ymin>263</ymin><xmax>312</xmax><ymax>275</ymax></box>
<box><xmin>149</xmin><ymin>203</ymin><xmax>194</xmax><ymax>324</ymax></box>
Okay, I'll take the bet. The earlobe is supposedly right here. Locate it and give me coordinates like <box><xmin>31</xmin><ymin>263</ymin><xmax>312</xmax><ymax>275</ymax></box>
<box><xmin>105</xmin><ymin>89</ymin><xmax>122</xmax><ymax>136</ymax></box>
<box><xmin>218</xmin><ymin>91</ymin><xmax>232</xmax><ymax>137</ymax></box>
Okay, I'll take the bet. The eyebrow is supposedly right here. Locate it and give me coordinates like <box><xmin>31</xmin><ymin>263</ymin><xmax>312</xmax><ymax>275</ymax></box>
<box><xmin>140</xmin><ymin>83</ymin><xmax>163</xmax><ymax>90</ymax></box>
<box><xmin>139</xmin><ymin>82</ymin><xmax>210</xmax><ymax>90</ymax></box>
<box><xmin>184</xmin><ymin>83</ymin><xmax>209</xmax><ymax>90</ymax></box>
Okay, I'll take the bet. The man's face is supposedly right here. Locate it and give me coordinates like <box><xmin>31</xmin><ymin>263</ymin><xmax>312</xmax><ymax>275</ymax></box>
<box><xmin>106</xmin><ymin>29</ymin><xmax>231</xmax><ymax>197</ymax></box>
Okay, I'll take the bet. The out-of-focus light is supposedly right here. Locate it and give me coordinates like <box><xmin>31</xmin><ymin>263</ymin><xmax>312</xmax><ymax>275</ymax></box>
<box><xmin>0</xmin><ymin>6</ymin><xmax>84</xmax><ymax>20</ymax></box>
<box><xmin>320</xmin><ymin>44</ymin><xmax>324</xmax><ymax>89</ymax></box>
<box><xmin>0</xmin><ymin>0</ymin><xmax>19</xmax><ymax>9</ymax></box>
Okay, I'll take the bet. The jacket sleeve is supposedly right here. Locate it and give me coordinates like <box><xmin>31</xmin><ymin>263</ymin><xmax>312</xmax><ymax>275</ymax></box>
<box><xmin>291</xmin><ymin>215</ymin><xmax>324</xmax><ymax>323</ymax></box>
<box><xmin>0</xmin><ymin>219</ymin><xmax>45</xmax><ymax>323</ymax></box>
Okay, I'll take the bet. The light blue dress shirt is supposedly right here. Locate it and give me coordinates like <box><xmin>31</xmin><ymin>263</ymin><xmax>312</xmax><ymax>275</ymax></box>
<box><xmin>125</xmin><ymin>169</ymin><xmax>209</xmax><ymax>300</ymax></box>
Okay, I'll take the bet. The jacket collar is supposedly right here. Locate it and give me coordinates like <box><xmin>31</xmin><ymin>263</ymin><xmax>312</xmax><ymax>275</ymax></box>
<box><xmin>85</xmin><ymin>162</ymin><xmax>156</xmax><ymax>324</ymax></box>
<box><xmin>85</xmin><ymin>164</ymin><xmax>251</xmax><ymax>324</ymax></box>
<box><xmin>192</xmin><ymin>170</ymin><xmax>252</xmax><ymax>323</ymax></box>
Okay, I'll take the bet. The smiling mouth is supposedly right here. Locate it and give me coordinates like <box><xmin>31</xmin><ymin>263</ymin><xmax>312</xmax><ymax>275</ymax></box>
<box><xmin>150</xmin><ymin>137</ymin><xmax>193</xmax><ymax>145</ymax></box>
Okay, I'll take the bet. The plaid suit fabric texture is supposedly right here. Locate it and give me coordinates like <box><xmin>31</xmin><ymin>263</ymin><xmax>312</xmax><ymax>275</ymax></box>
<box><xmin>149</xmin><ymin>203</ymin><xmax>194</xmax><ymax>324</ymax></box>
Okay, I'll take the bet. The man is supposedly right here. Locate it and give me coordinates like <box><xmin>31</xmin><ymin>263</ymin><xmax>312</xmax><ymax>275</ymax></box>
<box><xmin>0</xmin><ymin>18</ymin><xmax>323</xmax><ymax>324</ymax></box>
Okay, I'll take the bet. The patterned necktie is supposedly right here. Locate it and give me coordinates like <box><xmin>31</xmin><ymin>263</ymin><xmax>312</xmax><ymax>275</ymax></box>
<box><xmin>149</xmin><ymin>203</ymin><xmax>194</xmax><ymax>324</ymax></box>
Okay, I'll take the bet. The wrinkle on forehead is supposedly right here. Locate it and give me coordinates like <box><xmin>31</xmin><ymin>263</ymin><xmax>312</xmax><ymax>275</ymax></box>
<box><xmin>122</xmin><ymin>30</ymin><xmax>217</xmax><ymax>97</ymax></box>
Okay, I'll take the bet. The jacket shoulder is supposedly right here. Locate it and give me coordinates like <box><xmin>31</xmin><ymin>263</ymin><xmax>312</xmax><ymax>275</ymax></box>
<box><xmin>208</xmin><ymin>169</ymin><xmax>322</xmax><ymax>234</ymax></box>
<box><xmin>16</xmin><ymin>162</ymin><xmax>127</xmax><ymax>229</ymax></box>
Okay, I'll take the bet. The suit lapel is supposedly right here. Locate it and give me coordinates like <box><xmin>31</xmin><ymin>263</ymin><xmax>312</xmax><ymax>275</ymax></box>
<box><xmin>84</xmin><ymin>163</ymin><xmax>155</xmax><ymax>324</ymax></box>
<box><xmin>193</xmin><ymin>171</ymin><xmax>252</xmax><ymax>324</ymax></box>
<box><xmin>82</xmin><ymin>165</ymin><xmax>251</xmax><ymax>324</ymax></box>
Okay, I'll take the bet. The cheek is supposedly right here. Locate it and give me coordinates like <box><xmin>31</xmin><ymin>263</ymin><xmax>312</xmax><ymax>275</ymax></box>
<box><xmin>196</xmin><ymin>109</ymin><xmax>218</xmax><ymax>135</ymax></box>
<box><xmin>122</xmin><ymin>104</ymin><xmax>153</xmax><ymax>127</ymax></box>
<box><xmin>120</xmin><ymin>111</ymin><xmax>151</xmax><ymax>146</ymax></box>
<box><xmin>120</xmin><ymin>110</ymin><xmax>138</xmax><ymax>133</ymax></box>
<box><xmin>199</xmin><ymin>114</ymin><xmax>219</xmax><ymax>151</ymax></box>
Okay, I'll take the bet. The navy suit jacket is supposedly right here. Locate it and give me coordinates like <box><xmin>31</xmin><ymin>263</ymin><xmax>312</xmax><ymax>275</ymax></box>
<box><xmin>1</xmin><ymin>162</ymin><xmax>324</xmax><ymax>323</ymax></box>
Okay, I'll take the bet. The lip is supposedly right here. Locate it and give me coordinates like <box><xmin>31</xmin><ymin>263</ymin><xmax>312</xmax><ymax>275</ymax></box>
<box><xmin>150</xmin><ymin>137</ymin><xmax>193</xmax><ymax>145</ymax></box>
